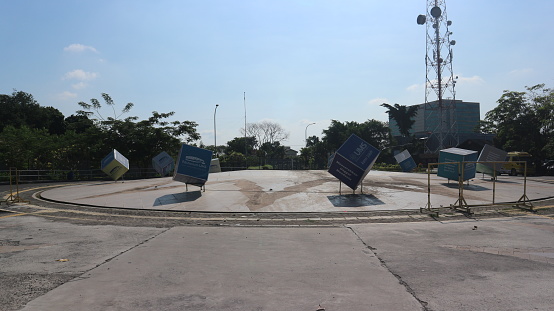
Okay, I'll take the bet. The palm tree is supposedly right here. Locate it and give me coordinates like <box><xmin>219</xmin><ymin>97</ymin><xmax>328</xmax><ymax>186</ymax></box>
<box><xmin>380</xmin><ymin>103</ymin><xmax>419</xmax><ymax>137</ymax></box>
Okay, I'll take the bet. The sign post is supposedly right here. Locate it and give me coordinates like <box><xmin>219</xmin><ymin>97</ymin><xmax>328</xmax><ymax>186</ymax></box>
<box><xmin>328</xmin><ymin>134</ymin><xmax>380</xmax><ymax>192</ymax></box>
<box><xmin>173</xmin><ymin>144</ymin><xmax>213</xmax><ymax>190</ymax></box>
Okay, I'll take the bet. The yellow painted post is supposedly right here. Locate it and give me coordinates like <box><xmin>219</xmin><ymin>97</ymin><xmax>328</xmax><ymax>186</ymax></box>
<box><xmin>492</xmin><ymin>162</ymin><xmax>497</xmax><ymax>205</ymax></box>
<box><xmin>422</xmin><ymin>163</ymin><xmax>433</xmax><ymax>212</ymax></box>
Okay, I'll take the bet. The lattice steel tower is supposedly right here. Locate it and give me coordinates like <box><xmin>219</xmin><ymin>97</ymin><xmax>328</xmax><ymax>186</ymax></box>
<box><xmin>417</xmin><ymin>0</ymin><xmax>458</xmax><ymax>153</ymax></box>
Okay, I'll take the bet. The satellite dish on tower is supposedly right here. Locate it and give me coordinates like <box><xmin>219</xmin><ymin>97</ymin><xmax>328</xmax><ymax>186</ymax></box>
<box><xmin>417</xmin><ymin>14</ymin><xmax>426</xmax><ymax>25</ymax></box>
<box><xmin>430</xmin><ymin>6</ymin><xmax>442</xmax><ymax>18</ymax></box>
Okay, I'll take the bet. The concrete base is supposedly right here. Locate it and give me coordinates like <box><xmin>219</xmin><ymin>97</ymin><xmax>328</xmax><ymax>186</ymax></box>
<box><xmin>39</xmin><ymin>170</ymin><xmax>551</xmax><ymax>212</ymax></box>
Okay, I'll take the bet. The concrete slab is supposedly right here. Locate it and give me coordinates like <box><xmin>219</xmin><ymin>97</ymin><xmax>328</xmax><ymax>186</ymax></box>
<box><xmin>20</xmin><ymin>226</ymin><xmax>423</xmax><ymax>311</ymax></box>
<box><xmin>349</xmin><ymin>217</ymin><xmax>554</xmax><ymax>311</ymax></box>
<box><xmin>39</xmin><ymin>170</ymin><xmax>552</xmax><ymax>212</ymax></box>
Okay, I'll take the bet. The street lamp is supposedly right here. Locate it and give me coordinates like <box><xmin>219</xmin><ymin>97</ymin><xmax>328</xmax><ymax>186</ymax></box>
<box><xmin>214</xmin><ymin>104</ymin><xmax>219</xmax><ymax>157</ymax></box>
<box><xmin>305</xmin><ymin>122</ymin><xmax>315</xmax><ymax>145</ymax></box>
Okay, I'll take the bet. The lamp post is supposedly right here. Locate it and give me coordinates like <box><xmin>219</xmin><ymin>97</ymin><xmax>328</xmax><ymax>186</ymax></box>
<box><xmin>305</xmin><ymin>122</ymin><xmax>315</xmax><ymax>145</ymax></box>
<box><xmin>214</xmin><ymin>104</ymin><xmax>219</xmax><ymax>157</ymax></box>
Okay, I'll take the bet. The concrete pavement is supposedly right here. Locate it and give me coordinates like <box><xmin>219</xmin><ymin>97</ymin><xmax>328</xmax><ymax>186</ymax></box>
<box><xmin>38</xmin><ymin>170</ymin><xmax>553</xmax><ymax>212</ymax></box>
<box><xmin>2</xmin><ymin>213</ymin><xmax>554</xmax><ymax>310</ymax></box>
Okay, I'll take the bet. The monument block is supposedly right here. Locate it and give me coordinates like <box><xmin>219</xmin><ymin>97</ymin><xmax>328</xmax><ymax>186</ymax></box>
<box><xmin>173</xmin><ymin>144</ymin><xmax>213</xmax><ymax>186</ymax></box>
<box><xmin>101</xmin><ymin>149</ymin><xmax>129</xmax><ymax>181</ymax></box>
<box><xmin>476</xmin><ymin>145</ymin><xmax>507</xmax><ymax>176</ymax></box>
<box><xmin>438</xmin><ymin>147</ymin><xmax>478</xmax><ymax>181</ymax></box>
<box><xmin>152</xmin><ymin>151</ymin><xmax>175</xmax><ymax>176</ymax></box>
<box><xmin>394</xmin><ymin>150</ymin><xmax>417</xmax><ymax>172</ymax></box>
<box><xmin>328</xmin><ymin>134</ymin><xmax>380</xmax><ymax>190</ymax></box>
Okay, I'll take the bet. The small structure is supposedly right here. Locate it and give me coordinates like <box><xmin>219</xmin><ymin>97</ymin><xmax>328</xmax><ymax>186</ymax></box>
<box><xmin>152</xmin><ymin>151</ymin><xmax>175</xmax><ymax>177</ymax></box>
<box><xmin>101</xmin><ymin>149</ymin><xmax>129</xmax><ymax>181</ymax></box>
<box><xmin>437</xmin><ymin>147</ymin><xmax>478</xmax><ymax>181</ymax></box>
<box><xmin>476</xmin><ymin>145</ymin><xmax>507</xmax><ymax>177</ymax></box>
<box><xmin>284</xmin><ymin>147</ymin><xmax>298</xmax><ymax>157</ymax></box>
<box><xmin>173</xmin><ymin>144</ymin><xmax>213</xmax><ymax>189</ymax></box>
<box><xmin>210</xmin><ymin>158</ymin><xmax>222</xmax><ymax>173</ymax></box>
<box><xmin>328</xmin><ymin>134</ymin><xmax>380</xmax><ymax>191</ymax></box>
<box><xmin>394</xmin><ymin>150</ymin><xmax>417</xmax><ymax>172</ymax></box>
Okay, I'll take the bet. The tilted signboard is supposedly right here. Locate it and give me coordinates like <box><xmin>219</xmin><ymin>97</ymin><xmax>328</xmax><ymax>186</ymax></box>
<box><xmin>328</xmin><ymin>134</ymin><xmax>380</xmax><ymax>190</ymax></box>
<box><xmin>394</xmin><ymin>149</ymin><xmax>417</xmax><ymax>172</ymax></box>
<box><xmin>438</xmin><ymin>147</ymin><xmax>478</xmax><ymax>181</ymax></box>
<box><xmin>209</xmin><ymin>158</ymin><xmax>222</xmax><ymax>173</ymax></box>
<box><xmin>101</xmin><ymin>149</ymin><xmax>130</xmax><ymax>181</ymax></box>
<box><xmin>476</xmin><ymin>144</ymin><xmax>507</xmax><ymax>176</ymax></box>
<box><xmin>173</xmin><ymin>144</ymin><xmax>213</xmax><ymax>186</ymax></box>
<box><xmin>152</xmin><ymin>151</ymin><xmax>175</xmax><ymax>177</ymax></box>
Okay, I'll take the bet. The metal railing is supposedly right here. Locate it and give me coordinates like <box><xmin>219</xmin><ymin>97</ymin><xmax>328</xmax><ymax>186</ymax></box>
<box><xmin>421</xmin><ymin>161</ymin><xmax>532</xmax><ymax>214</ymax></box>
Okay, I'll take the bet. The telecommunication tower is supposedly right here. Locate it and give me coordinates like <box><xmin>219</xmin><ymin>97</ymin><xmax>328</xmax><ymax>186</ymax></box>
<box><xmin>417</xmin><ymin>0</ymin><xmax>458</xmax><ymax>153</ymax></box>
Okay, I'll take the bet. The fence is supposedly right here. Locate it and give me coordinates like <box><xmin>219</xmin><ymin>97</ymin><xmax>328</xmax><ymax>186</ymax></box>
<box><xmin>421</xmin><ymin>160</ymin><xmax>532</xmax><ymax>214</ymax></box>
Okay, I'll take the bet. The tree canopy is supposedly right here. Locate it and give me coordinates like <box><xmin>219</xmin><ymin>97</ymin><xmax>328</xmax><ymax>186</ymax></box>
<box><xmin>380</xmin><ymin>103</ymin><xmax>419</xmax><ymax>137</ymax></box>
<box><xmin>484</xmin><ymin>84</ymin><xmax>554</xmax><ymax>161</ymax></box>
<box><xmin>0</xmin><ymin>91</ymin><xmax>200</xmax><ymax>170</ymax></box>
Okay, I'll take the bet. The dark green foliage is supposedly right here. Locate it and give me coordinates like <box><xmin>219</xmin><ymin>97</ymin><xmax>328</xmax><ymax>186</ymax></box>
<box><xmin>484</xmin><ymin>84</ymin><xmax>554</xmax><ymax>162</ymax></box>
<box><xmin>226</xmin><ymin>136</ymin><xmax>257</xmax><ymax>155</ymax></box>
<box><xmin>0</xmin><ymin>92</ymin><xmax>200</xmax><ymax>170</ymax></box>
<box><xmin>380</xmin><ymin>103</ymin><xmax>419</xmax><ymax>137</ymax></box>
<box><xmin>0</xmin><ymin>91</ymin><xmax>66</xmax><ymax>134</ymax></box>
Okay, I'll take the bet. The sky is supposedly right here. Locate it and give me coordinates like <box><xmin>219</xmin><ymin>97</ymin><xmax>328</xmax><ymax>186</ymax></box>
<box><xmin>1</xmin><ymin>0</ymin><xmax>553</xmax><ymax>150</ymax></box>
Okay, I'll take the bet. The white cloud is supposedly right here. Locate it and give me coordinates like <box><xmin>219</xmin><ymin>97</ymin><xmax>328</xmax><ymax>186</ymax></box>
<box><xmin>407</xmin><ymin>83</ymin><xmax>423</xmax><ymax>92</ymax></box>
<box><xmin>63</xmin><ymin>69</ymin><xmax>98</xmax><ymax>81</ymax></box>
<box><xmin>508</xmin><ymin>68</ymin><xmax>533</xmax><ymax>77</ymax></box>
<box><xmin>58</xmin><ymin>91</ymin><xmax>77</xmax><ymax>100</ymax></box>
<box><xmin>71</xmin><ymin>82</ymin><xmax>88</xmax><ymax>89</ymax></box>
<box><xmin>457</xmin><ymin>75</ymin><xmax>485</xmax><ymax>84</ymax></box>
<box><xmin>64</xmin><ymin>43</ymin><xmax>98</xmax><ymax>53</ymax></box>
<box><xmin>368</xmin><ymin>98</ymin><xmax>389</xmax><ymax>105</ymax></box>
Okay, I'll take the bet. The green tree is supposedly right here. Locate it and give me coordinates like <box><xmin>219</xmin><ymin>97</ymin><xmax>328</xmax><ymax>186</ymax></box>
<box><xmin>0</xmin><ymin>90</ymin><xmax>66</xmax><ymax>134</ymax></box>
<box><xmin>0</xmin><ymin>125</ymin><xmax>55</xmax><ymax>169</ymax></box>
<box><xmin>77</xmin><ymin>93</ymin><xmax>134</xmax><ymax>123</ymax></box>
<box><xmin>380</xmin><ymin>103</ymin><xmax>419</xmax><ymax>138</ymax></box>
<box><xmin>485</xmin><ymin>84</ymin><xmax>554</xmax><ymax>162</ymax></box>
<box><xmin>258</xmin><ymin>141</ymin><xmax>286</xmax><ymax>159</ymax></box>
<box><xmin>322</xmin><ymin>119</ymin><xmax>390</xmax><ymax>152</ymax></box>
<box><xmin>226</xmin><ymin>136</ymin><xmax>257</xmax><ymax>155</ymax></box>
<box><xmin>76</xmin><ymin>94</ymin><xmax>201</xmax><ymax>168</ymax></box>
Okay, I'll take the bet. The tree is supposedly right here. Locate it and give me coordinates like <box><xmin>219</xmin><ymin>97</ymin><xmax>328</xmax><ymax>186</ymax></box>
<box><xmin>76</xmin><ymin>94</ymin><xmax>201</xmax><ymax>167</ymax></box>
<box><xmin>484</xmin><ymin>84</ymin><xmax>554</xmax><ymax>162</ymax></box>
<box><xmin>258</xmin><ymin>141</ymin><xmax>286</xmax><ymax>159</ymax></box>
<box><xmin>226</xmin><ymin>136</ymin><xmax>257</xmax><ymax>155</ymax></box>
<box><xmin>0</xmin><ymin>125</ymin><xmax>55</xmax><ymax>169</ymax></box>
<box><xmin>242</xmin><ymin>121</ymin><xmax>289</xmax><ymax>148</ymax></box>
<box><xmin>322</xmin><ymin>119</ymin><xmax>390</xmax><ymax>152</ymax></box>
<box><xmin>380</xmin><ymin>103</ymin><xmax>419</xmax><ymax>138</ymax></box>
<box><xmin>0</xmin><ymin>90</ymin><xmax>66</xmax><ymax>134</ymax></box>
<box><xmin>77</xmin><ymin>93</ymin><xmax>134</xmax><ymax>123</ymax></box>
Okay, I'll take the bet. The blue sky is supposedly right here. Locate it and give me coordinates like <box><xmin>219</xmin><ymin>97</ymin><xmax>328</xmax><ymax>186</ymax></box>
<box><xmin>1</xmin><ymin>0</ymin><xmax>553</xmax><ymax>150</ymax></box>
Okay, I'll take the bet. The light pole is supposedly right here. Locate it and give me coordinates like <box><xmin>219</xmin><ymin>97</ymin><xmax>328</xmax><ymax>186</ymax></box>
<box><xmin>214</xmin><ymin>104</ymin><xmax>219</xmax><ymax>157</ymax></box>
<box><xmin>305</xmin><ymin>122</ymin><xmax>315</xmax><ymax>145</ymax></box>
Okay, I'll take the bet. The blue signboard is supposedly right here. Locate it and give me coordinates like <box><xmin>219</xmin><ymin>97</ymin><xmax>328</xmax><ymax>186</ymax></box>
<box><xmin>394</xmin><ymin>150</ymin><xmax>417</xmax><ymax>172</ymax></box>
<box><xmin>438</xmin><ymin>147</ymin><xmax>478</xmax><ymax>181</ymax></box>
<box><xmin>328</xmin><ymin>134</ymin><xmax>380</xmax><ymax>190</ymax></box>
<box><xmin>152</xmin><ymin>151</ymin><xmax>175</xmax><ymax>176</ymax></box>
<box><xmin>173</xmin><ymin>144</ymin><xmax>213</xmax><ymax>186</ymax></box>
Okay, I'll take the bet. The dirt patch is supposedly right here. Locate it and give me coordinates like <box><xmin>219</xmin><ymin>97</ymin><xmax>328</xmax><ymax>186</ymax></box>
<box><xmin>234</xmin><ymin>178</ymin><xmax>330</xmax><ymax>211</ymax></box>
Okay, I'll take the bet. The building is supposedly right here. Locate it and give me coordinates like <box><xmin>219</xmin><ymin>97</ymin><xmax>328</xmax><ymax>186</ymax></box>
<box><xmin>388</xmin><ymin>100</ymin><xmax>494</xmax><ymax>156</ymax></box>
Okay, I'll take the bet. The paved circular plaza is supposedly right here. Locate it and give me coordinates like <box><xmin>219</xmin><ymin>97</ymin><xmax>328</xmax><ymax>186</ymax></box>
<box><xmin>39</xmin><ymin>170</ymin><xmax>553</xmax><ymax>213</ymax></box>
